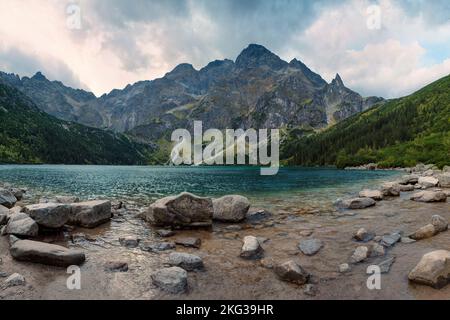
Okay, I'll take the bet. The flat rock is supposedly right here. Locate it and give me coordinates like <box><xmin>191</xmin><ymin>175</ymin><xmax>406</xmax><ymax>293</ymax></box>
<box><xmin>359</xmin><ymin>190</ymin><xmax>383</xmax><ymax>201</ymax></box>
<box><xmin>409</xmin><ymin>250</ymin><xmax>450</xmax><ymax>288</ymax></box>
<box><xmin>380</xmin><ymin>233</ymin><xmax>401</xmax><ymax>247</ymax></box>
<box><xmin>168</xmin><ymin>252</ymin><xmax>204</xmax><ymax>271</ymax></box>
<box><xmin>298</xmin><ymin>239</ymin><xmax>323</xmax><ymax>256</ymax></box>
<box><xmin>69</xmin><ymin>200</ymin><xmax>112</xmax><ymax>228</ymax></box>
<box><xmin>140</xmin><ymin>241</ymin><xmax>175</xmax><ymax>252</ymax></box>
<box><xmin>144</xmin><ymin>192</ymin><xmax>213</xmax><ymax>228</ymax></box>
<box><xmin>119</xmin><ymin>236</ymin><xmax>140</xmax><ymax>248</ymax></box>
<box><xmin>339</xmin><ymin>198</ymin><xmax>376</xmax><ymax>209</ymax></box>
<box><xmin>418</xmin><ymin>176</ymin><xmax>439</xmax><ymax>188</ymax></box>
<box><xmin>410</xmin><ymin>191</ymin><xmax>447</xmax><ymax>203</ymax></box>
<box><xmin>4</xmin><ymin>273</ymin><xmax>25</xmax><ymax>287</ymax></box>
<box><xmin>5</xmin><ymin>213</ymin><xmax>38</xmax><ymax>237</ymax></box>
<box><xmin>246</xmin><ymin>210</ymin><xmax>272</xmax><ymax>224</ymax></box>
<box><xmin>274</xmin><ymin>260</ymin><xmax>310</xmax><ymax>285</ymax></box>
<box><xmin>155</xmin><ymin>229</ymin><xmax>175</xmax><ymax>237</ymax></box>
<box><xmin>240</xmin><ymin>236</ymin><xmax>263</xmax><ymax>259</ymax></box>
<box><xmin>23</xmin><ymin>203</ymin><xmax>70</xmax><ymax>229</ymax></box>
<box><xmin>213</xmin><ymin>195</ymin><xmax>250</xmax><ymax>222</ymax></box>
<box><xmin>104</xmin><ymin>261</ymin><xmax>128</xmax><ymax>272</ymax></box>
<box><xmin>10</xmin><ymin>240</ymin><xmax>85</xmax><ymax>267</ymax></box>
<box><xmin>151</xmin><ymin>267</ymin><xmax>188</xmax><ymax>294</ymax></box>
<box><xmin>350</xmin><ymin>246</ymin><xmax>369</xmax><ymax>263</ymax></box>
<box><xmin>0</xmin><ymin>188</ymin><xmax>17</xmax><ymax>209</ymax></box>
<box><xmin>175</xmin><ymin>237</ymin><xmax>201</xmax><ymax>249</ymax></box>
<box><xmin>378</xmin><ymin>257</ymin><xmax>396</xmax><ymax>274</ymax></box>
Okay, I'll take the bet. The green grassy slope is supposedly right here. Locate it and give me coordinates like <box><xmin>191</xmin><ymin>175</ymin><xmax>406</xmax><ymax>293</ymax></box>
<box><xmin>282</xmin><ymin>74</ymin><xmax>450</xmax><ymax>168</ymax></box>
<box><xmin>0</xmin><ymin>83</ymin><xmax>152</xmax><ymax>165</ymax></box>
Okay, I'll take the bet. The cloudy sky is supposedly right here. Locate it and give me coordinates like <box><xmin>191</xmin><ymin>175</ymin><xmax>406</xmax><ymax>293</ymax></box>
<box><xmin>0</xmin><ymin>0</ymin><xmax>449</xmax><ymax>98</ymax></box>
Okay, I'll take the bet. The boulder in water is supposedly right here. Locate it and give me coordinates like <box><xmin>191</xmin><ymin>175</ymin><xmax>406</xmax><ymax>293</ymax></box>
<box><xmin>69</xmin><ymin>200</ymin><xmax>112</xmax><ymax>228</ymax></box>
<box><xmin>213</xmin><ymin>195</ymin><xmax>250</xmax><ymax>222</ymax></box>
<box><xmin>408</xmin><ymin>250</ymin><xmax>450</xmax><ymax>288</ymax></box>
<box><xmin>23</xmin><ymin>203</ymin><xmax>70</xmax><ymax>229</ymax></box>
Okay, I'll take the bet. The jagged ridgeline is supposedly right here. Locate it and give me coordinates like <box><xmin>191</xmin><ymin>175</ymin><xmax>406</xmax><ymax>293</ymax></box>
<box><xmin>0</xmin><ymin>83</ymin><xmax>153</xmax><ymax>164</ymax></box>
<box><xmin>282</xmin><ymin>74</ymin><xmax>450</xmax><ymax>168</ymax></box>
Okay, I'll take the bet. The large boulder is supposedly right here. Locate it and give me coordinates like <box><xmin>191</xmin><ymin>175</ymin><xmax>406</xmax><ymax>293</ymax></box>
<box><xmin>5</xmin><ymin>213</ymin><xmax>38</xmax><ymax>237</ymax></box>
<box><xmin>212</xmin><ymin>195</ymin><xmax>250</xmax><ymax>222</ymax></box>
<box><xmin>418</xmin><ymin>176</ymin><xmax>439</xmax><ymax>188</ymax></box>
<box><xmin>10</xmin><ymin>239</ymin><xmax>85</xmax><ymax>267</ymax></box>
<box><xmin>338</xmin><ymin>197</ymin><xmax>376</xmax><ymax>209</ymax></box>
<box><xmin>144</xmin><ymin>192</ymin><xmax>213</xmax><ymax>228</ymax></box>
<box><xmin>408</xmin><ymin>250</ymin><xmax>450</xmax><ymax>288</ymax></box>
<box><xmin>69</xmin><ymin>200</ymin><xmax>112</xmax><ymax>228</ymax></box>
<box><xmin>151</xmin><ymin>267</ymin><xmax>188</xmax><ymax>294</ymax></box>
<box><xmin>23</xmin><ymin>203</ymin><xmax>70</xmax><ymax>229</ymax></box>
<box><xmin>274</xmin><ymin>260</ymin><xmax>310</xmax><ymax>285</ymax></box>
<box><xmin>359</xmin><ymin>190</ymin><xmax>383</xmax><ymax>201</ymax></box>
<box><xmin>437</xmin><ymin>173</ymin><xmax>450</xmax><ymax>188</ymax></box>
<box><xmin>0</xmin><ymin>188</ymin><xmax>17</xmax><ymax>209</ymax></box>
<box><xmin>381</xmin><ymin>182</ymin><xmax>401</xmax><ymax>197</ymax></box>
<box><xmin>410</xmin><ymin>191</ymin><xmax>447</xmax><ymax>203</ymax></box>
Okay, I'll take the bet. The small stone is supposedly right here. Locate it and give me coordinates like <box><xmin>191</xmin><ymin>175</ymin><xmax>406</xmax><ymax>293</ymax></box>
<box><xmin>168</xmin><ymin>252</ymin><xmax>204</xmax><ymax>271</ymax></box>
<box><xmin>350</xmin><ymin>246</ymin><xmax>369</xmax><ymax>264</ymax></box>
<box><xmin>274</xmin><ymin>260</ymin><xmax>310</xmax><ymax>285</ymax></box>
<box><xmin>409</xmin><ymin>224</ymin><xmax>437</xmax><ymax>240</ymax></box>
<box><xmin>378</xmin><ymin>257</ymin><xmax>396</xmax><ymax>274</ymax></box>
<box><xmin>240</xmin><ymin>236</ymin><xmax>263</xmax><ymax>259</ymax></box>
<box><xmin>303</xmin><ymin>284</ymin><xmax>318</xmax><ymax>296</ymax></box>
<box><xmin>4</xmin><ymin>273</ymin><xmax>25</xmax><ymax>287</ymax></box>
<box><xmin>353</xmin><ymin>228</ymin><xmax>375</xmax><ymax>242</ymax></box>
<box><xmin>156</xmin><ymin>229</ymin><xmax>175</xmax><ymax>237</ymax></box>
<box><xmin>104</xmin><ymin>261</ymin><xmax>129</xmax><ymax>272</ymax></box>
<box><xmin>260</xmin><ymin>258</ymin><xmax>275</xmax><ymax>269</ymax></box>
<box><xmin>298</xmin><ymin>239</ymin><xmax>323</xmax><ymax>256</ymax></box>
<box><xmin>299</xmin><ymin>230</ymin><xmax>313</xmax><ymax>237</ymax></box>
<box><xmin>175</xmin><ymin>237</ymin><xmax>201</xmax><ymax>249</ymax></box>
<box><xmin>140</xmin><ymin>241</ymin><xmax>175</xmax><ymax>252</ymax></box>
<box><xmin>224</xmin><ymin>225</ymin><xmax>242</xmax><ymax>231</ymax></box>
<box><xmin>339</xmin><ymin>263</ymin><xmax>351</xmax><ymax>273</ymax></box>
<box><xmin>380</xmin><ymin>233</ymin><xmax>401</xmax><ymax>247</ymax></box>
<box><xmin>151</xmin><ymin>267</ymin><xmax>188</xmax><ymax>294</ymax></box>
<box><xmin>370</xmin><ymin>243</ymin><xmax>385</xmax><ymax>257</ymax></box>
<box><xmin>119</xmin><ymin>236</ymin><xmax>140</xmax><ymax>248</ymax></box>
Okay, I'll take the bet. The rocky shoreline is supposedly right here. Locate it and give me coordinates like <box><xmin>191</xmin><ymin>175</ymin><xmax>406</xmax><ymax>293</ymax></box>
<box><xmin>0</xmin><ymin>163</ymin><xmax>449</xmax><ymax>299</ymax></box>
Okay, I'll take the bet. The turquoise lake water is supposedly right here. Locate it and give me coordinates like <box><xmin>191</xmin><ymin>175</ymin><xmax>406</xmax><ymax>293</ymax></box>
<box><xmin>0</xmin><ymin>165</ymin><xmax>401</xmax><ymax>212</ymax></box>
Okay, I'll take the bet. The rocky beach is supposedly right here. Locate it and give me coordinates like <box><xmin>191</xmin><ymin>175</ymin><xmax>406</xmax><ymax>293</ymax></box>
<box><xmin>0</xmin><ymin>164</ymin><xmax>449</xmax><ymax>300</ymax></box>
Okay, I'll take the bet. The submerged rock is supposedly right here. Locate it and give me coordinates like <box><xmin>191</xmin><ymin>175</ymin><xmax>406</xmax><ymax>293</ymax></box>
<box><xmin>274</xmin><ymin>260</ymin><xmax>310</xmax><ymax>285</ymax></box>
<box><xmin>104</xmin><ymin>261</ymin><xmax>129</xmax><ymax>272</ymax></box>
<box><xmin>410</xmin><ymin>191</ymin><xmax>447</xmax><ymax>203</ymax></box>
<box><xmin>144</xmin><ymin>192</ymin><xmax>213</xmax><ymax>228</ymax></box>
<box><xmin>23</xmin><ymin>203</ymin><xmax>70</xmax><ymax>229</ymax></box>
<box><xmin>151</xmin><ymin>267</ymin><xmax>188</xmax><ymax>294</ymax></box>
<box><xmin>298</xmin><ymin>239</ymin><xmax>323</xmax><ymax>256</ymax></box>
<box><xmin>140</xmin><ymin>241</ymin><xmax>175</xmax><ymax>252</ymax></box>
<box><xmin>408</xmin><ymin>250</ymin><xmax>450</xmax><ymax>288</ymax></box>
<box><xmin>0</xmin><ymin>188</ymin><xmax>17</xmax><ymax>209</ymax></box>
<box><xmin>213</xmin><ymin>195</ymin><xmax>250</xmax><ymax>222</ymax></box>
<box><xmin>175</xmin><ymin>237</ymin><xmax>202</xmax><ymax>249</ymax></box>
<box><xmin>10</xmin><ymin>188</ymin><xmax>25</xmax><ymax>201</ymax></box>
<box><xmin>5</xmin><ymin>213</ymin><xmax>38</xmax><ymax>237</ymax></box>
<box><xmin>339</xmin><ymin>198</ymin><xmax>376</xmax><ymax>209</ymax></box>
<box><xmin>240</xmin><ymin>236</ymin><xmax>263</xmax><ymax>259</ymax></box>
<box><xmin>168</xmin><ymin>252</ymin><xmax>204</xmax><ymax>271</ymax></box>
<box><xmin>410</xmin><ymin>224</ymin><xmax>437</xmax><ymax>240</ymax></box>
<box><xmin>359</xmin><ymin>190</ymin><xmax>383</xmax><ymax>201</ymax></box>
<box><xmin>350</xmin><ymin>246</ymin><xmax>369</xmax><ymax>263</ymax></box>
<box><xmin>69</xmin><ymin>200</ymin><xmax>112</xmax><ymax>228</ymax></box>
<box><xmin>353</xmin><ymin>228</ymin><xmax>375</xmax><ymax>242</ymax></box>
<box><xmin>380</xmin><ymin>233</ymin><xmax>401</xmax><ymax>247</ymax></box>
<box><xmin>119</xmin><ymin>236</ymin><xmax>140</xmax><ymax>248</ymax></box>
<box><xmin>10</xmin><ymin>240</ymin><xmax>85</xmax><ymax>267</ymax></box>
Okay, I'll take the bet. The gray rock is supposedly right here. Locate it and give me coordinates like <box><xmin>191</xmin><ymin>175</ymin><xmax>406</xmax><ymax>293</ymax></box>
<box><xmin>298</xmin><ymin>239</ymin><xmax>323</xmax><ymax>256</ymax></box>
<box><xmin>55</xmin><ymin>195</ymin><xmax>80</xmax><ymax>203</ymax></box>
<box><xmin>400</xmin><ymin>174</ymin><xmax>419</xmax><ymax>185</ymax></box>
<box><xmin>381</xmin><ymin>182</ymin><xmax>401</xmax><ymax>197</ymax></box>
<box><xmin>212</xmin><ymin>195</ymin><xmax>250</xmax><ymax>222</ymax></box>
<box><xmin>359</xmin><ymin>190</ymin><xmax>383</xmax><ymax>201</ymax></box>
<box><xmin>4</xmin><ymin>273</ymin><xmax>25</xmax><ymax>287</ymax></box>
<box><xmin>274</xmin><ymin>260</ymin><xmax>310</xmax><ymax>285</ymax></box>
<box><xmin>23</xmin><ymin>203</ymin><xmax>70</xmax><ymax>229</ymax></box>
<box><xmin>370</xmin><ymin>243</ymin><xmax>385</xmax><ymax>257</ymax></box>
<box><xmin>408</xmin><ymin>250</ymin><xmax>450</xmax><ymax>288</ymax></box>
<box><xmin>175</xmin><ymin>237</ymin><xmax>201</xmax><ymax>249</ymax></box>
<box><xmin>119</xmin><ymin>236</ymin><xmax>140</xmax><ymax>248</ymax></box>
<box><xmin>339</xmin><ymin>198</ymin><xmax>376</xmax><ymax>209</ymax></box>
<box><xmin>168</xmin><ymin>252</ymin><xmax>204</xmax><ymax>271</ymax></box>
<box><xmin>240</xmin><ymin>236</ymin><xmax>263</xmax><ymax>259</ymax></box>
<box><xmin>104</xmin><ymin>261</ymin><xmax>128</xmax><ymax>272</ymax></box>
<box><xmin>380</xmin><ymin>233</ymin><xmax>401</xmax><ymax>247</ymax></box>
<box><xmin>418</xmin><ymin>176</ymin><xmax>439</xmax><ymax>188</ymax></box>
<box><xmin>410</xmin><ymin>191</ymin><xmax>447</xmax><ymax>203</ymax></box>
<box><xmin>5</xmin><ymin>213</ymin><xmax>38</xmax><ymax>237</ymax></box>
<box><xmin>399</xmin><ymin>184</ymin><xmax>415</xmax><ymax>192</ymax></box>
<box><xmin>350</xmin><ymin>246</ymin><xmax>369</xmax><ymax>263</ymax></box>
<box><xmin>378</xmin><ymin>257</ymin><xmax>396</xmax><ymax>274</ymax></box>
<box><xmin>0</xmin><ymin>188</ymin><xmax>17</xmax><ymax>208</ymax></box>
<box><xmin>431</xmin><ymin>215</ymin><xmax>448</xmax><ymax>233</ymax></box>
<box><xmin>246</xmin><ymin>209</ymin><xmax>272</xmax><ymax>223</ymax></box>
<box><xmin>10</xmin><ymin>240</ymin><xmax>85</xmax><ymax>266</ymax></box>
<box><xmin>353</xmin><ymin>228</ymin><xmax>375</xmax><ymax>242</ymax></box>
<box><xmin>140</xmin><ymin>241</ymin><xmax>175</xmax><ymax>252</ymax></box>
<box><xmin>339</xmin><ymin>263</ymin><xmax>351</xmax><ymax>273</ymax></box>
<box><xmin>438</xmin><ymin>174</ymin><xmax>450</xmax><ymax>188</ymax></box>
<box><xmin>151</xmin><ymin>267</ymin><xmax>188</xmax><ymax>294</ymax></box>
<box><xmin>9</xmin><ymin>235</ymin><xmax>20</xmax><ymax>245</ymax></box>
<box><xmin>10</xmin><ymin>188</ymin><xmax>25</xmax><ymax>201</ymax></box>
<box><xmin>155</xmin><ymin>229</ymin><xmax>175</xmax><ymax>237</ymax></box>
<box><xmin>69</xmin><ymin>200</ymin><xmax>112</xmax><ymax>228</ymax></box>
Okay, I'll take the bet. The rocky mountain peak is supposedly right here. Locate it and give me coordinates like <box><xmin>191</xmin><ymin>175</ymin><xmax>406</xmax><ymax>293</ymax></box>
<box><xmin>331</xmin><ymin>73</ymin><xmax>344</xmax><ymax>87</ymax></box>
<box><xmin>31</xmin><ymin>71</ymin><xmax>47</xmax><ymax>81</ymax></box>
<box><xmin>289</xmin><ymin>58</ymin><xmax>327</xmax><ymax>87</ymax></box>
<box><xmin>235</xmin><ymin>44</ymin><xmax>287</xmax><ymax>70</ymax></box>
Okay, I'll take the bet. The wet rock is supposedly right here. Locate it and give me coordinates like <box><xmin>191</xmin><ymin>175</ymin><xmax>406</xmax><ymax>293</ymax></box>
<box><xmin>69</xmin><ymin>200</ymin><xmax>112</xmax><ymax>228</ymax></box>
<box><xmin>303</xmin><ymin>284</ymin><xmax>318</xmax><ymax>296</ymax></box>
<box><xmin>240</xmin><ymin>236</ymin><xmax>263</xmax><ymax>259</ymax></box>
<box><xmin>104</xmin><ymin>261</ymin><xmax>128</xmax><ymax>272</ymax></box>
<box><xmin>4</xmin><ymin>273</ymin><xmax>25</xmax><ymax>287</ymax></box>
<box><xmin>0</xmin><ymin>188</ymin><xmax>17</xmax><ymax>209</ymax></box>
<box><xmin>246</xmin><ymin>209</ymin><xmax>272</xmax><ymax>224</ymax></box>
<box><xmin>353</xmin><ymin>228</ymin><xmax>375</xmax><ymax>242</ymax></box>
<box><xmin>410</xmin><ymin>191</ymin><xmax>447</xmax><ymax>203</ymax></box>
<box><xmin>5</xmin><ymin>213</ymin><xmax>38</xmax><ymax>237</ymax></box>
<box><xmin>140</xmin><ymin>241</ymin><xmax>175</xmax><ymax>252</ymax></box>
<box><xmin>370</xmin><ymin>243</ymin><xmax>385</xmax><ymax>257</ymax></box>
<box><xmin>378</xmin><ymin>257</ymin><xmax>396</xmax><ymax>274</ymax></box>
<box><xmin>119</xmin><ymin>236</ymin><xmax>140</xmax><ymax>248</ymax></box>
<box><xmin>380</xmin><ymin>233</ymin><xmax>401</xmax><ymax>247</ymax></box>
<box><xmin>168</xmin><ymin>252</ymin><xmax>204</xmax><ymax>271</ymax></box>
<box><xmin>339</xmin><ymin>198</ymin><xmax>376</xmax><ymax>209</ymax></box>
<box><xmin>10</xmin><ymin>240</ymin><xmax>85</xmax><ymax>267</ymax></box>
<box><xmin>438</xmin><ymin>173</ymin><xmax>450</xmax><ymax>188</ymax></box>
<box><xmin>151</xmin><ymin>267</ymin><xmax>188</xmax><ymax>294</ymax></box>
<box><xmin>213</xmin><ymin>195</ymin><xmax>250</xmax><ymax>222</ymax></box>
<box><xmin>409</xmin><ymin>224</ymin><xmax>437</xmax><ymax>240</ymax></box>
<box><xmin>381</xmin><ymin>182</ymin><xmax>401</xmax><ymax>197</ymax></box>
<box><xmin>400</xmin><ymin>175</ymin><xmax>419</xmax><ymax>185</ymax></box>
<box><xmin>431</xmin><ymin>215</ymin><xmax>448</xmax><ymax>233</ymax></box>
<box><xmin>408</xmin><ymin>250</ymin><xmax>450</xmax><ymax>288</ymax></box>
<box><xmin>23</xmin><ymin>203</ymin><xmax>70</xmax><ymax>229</ymax></box>
<box><xmin>418</xmin><ymin>176</ymin><xmax>439</xmax><ymax>188</ymax></box>
<box><xmin>359</xmin><ymin>190</ymin><xmax>383</xmax><ymax>201</ymax></box>
<box><xmin>10</xmin><ymin>188</ymin><xmax>25</xmax><ymax>201</ymax></box>
<box><xmin>350</xmin><ymin>246</ymin><xmax>369</xmax><ymax>263</ymax></box>
<box><xmin>399</xmin><ymin>184</ymin><xmax>415</xmax><ymax>192</ymax></box>
<box><xmin>175</xmin><ymin>237</ymin><xmax>201</xmax><ymax>249</ymax></box>
<box><xmin>155</xmin><ymin>229</ymin><xmax>175</xmax><ymax>237</ymax></box>
<box><xmin>274</xmin><ymin>260</ymin><xmax>310</xmax><ymax>285</ymax></box>
<box><xmin>298</xmin><ymin>239</ymin><xmax>323</xmax><ymax>256</ymax></box>
<box><xmin>339</xmin><ymin>263</ymin><xmax>351</xmax><ymax>273</ymax></box>
<box><xmin>144</xmin><ymin>192</ymin><xmax>213</xmax><ymax>228</ymax></box>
